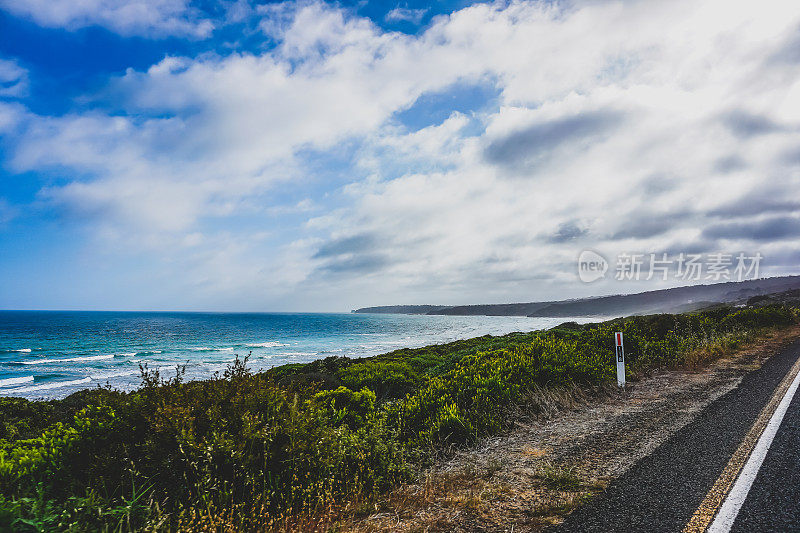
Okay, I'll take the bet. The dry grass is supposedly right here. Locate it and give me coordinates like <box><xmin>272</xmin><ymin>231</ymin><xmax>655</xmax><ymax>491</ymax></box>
<box><xmin>682</xmin><ymin>331</ymin><xmax>757</xmax><ymax>370</ymax></box>
<box><xmin>338</xmin><ymin>325</ymin><xmax>800</xmax><ymax>533</ymax></box>
<box><xmin>335</xmin><ymin>384</ymin><xmax>611</xmax><ymax>533</ymax></box>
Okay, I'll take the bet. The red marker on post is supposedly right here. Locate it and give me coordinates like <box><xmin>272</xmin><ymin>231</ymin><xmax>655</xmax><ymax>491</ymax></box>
<box><xmin>615</xmin><ymin>332</ymin><xmax>626</xmax><ymax>388</ymax></box>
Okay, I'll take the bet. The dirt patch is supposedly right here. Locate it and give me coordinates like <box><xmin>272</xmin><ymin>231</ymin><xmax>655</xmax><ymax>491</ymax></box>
<box><xmin>341</xmin><ymin>326</ymin><xmax>800</xmax><ymax>533</ymax></box>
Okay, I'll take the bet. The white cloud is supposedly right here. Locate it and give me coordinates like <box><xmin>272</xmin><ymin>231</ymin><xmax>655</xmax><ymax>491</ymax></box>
<box><xmin>296</xmin><ymin>0</ymin><xmax>800</xmax><ymax>304</ymax></box>
<box><xmin>385</xmin><ymin>6</ymin><xmax>428</xmax><ymax>24</ymax></box>
<box><xmin>0</xmin><ymin>0</ymin><xmax>213</xmax><ymax>38</ymax></box>
<box><xmin>0</xmin><ymin>59</ymin><xmax>27</xmax><ymax>98</ymax></box>
<box><xmin>0</xmin><ymin>101</ymin><xmax>25</xmax><ymax>133</ymax></box>
<box><xmin>5</xmin><ymin>0</ymin><xmax>800</xmax><ymax>308</ymax></box>
<box><xmin>8</xmin><ymin>2</ymin><xmax>489</xmax><ymax>236</ymax></box>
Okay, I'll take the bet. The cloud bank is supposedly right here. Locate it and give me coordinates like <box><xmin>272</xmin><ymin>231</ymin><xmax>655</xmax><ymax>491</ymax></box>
<box><xmin>0</xmin><ymin>0</ymin><xmax>213</xmax><ymax>37</ymax></box>
<box><xmin>2</xmin><ymin>0</ymin><xmax>800</xmax><ymax>310</ymax></box>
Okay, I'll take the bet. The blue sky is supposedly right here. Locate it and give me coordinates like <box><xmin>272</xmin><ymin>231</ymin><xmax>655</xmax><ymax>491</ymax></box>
<box><xmin>1</xmin><ymin>0</ymin><xmax>799</xmax><ymax>311</ymax></box>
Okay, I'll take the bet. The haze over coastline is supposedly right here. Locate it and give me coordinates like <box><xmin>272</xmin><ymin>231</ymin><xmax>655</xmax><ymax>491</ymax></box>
<box><xmin>353</xmin><ymin>276</ymin><xmax>800</xmax><ymax>317</ymax></box>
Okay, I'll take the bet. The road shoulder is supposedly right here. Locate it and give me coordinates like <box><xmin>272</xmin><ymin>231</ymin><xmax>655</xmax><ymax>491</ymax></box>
<box><xmin>344</xmin><ymin>326</ymin><xmax>800</xmax><ymax>533</ymax></box>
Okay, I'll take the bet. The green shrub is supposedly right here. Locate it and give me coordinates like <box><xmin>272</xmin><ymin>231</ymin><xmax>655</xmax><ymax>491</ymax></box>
<box><xmin>338</xmin><ymin>361</ymin><xmax>421</xmax><ymax>399</ymax></box>
<box><xmin>312</xmin><ymin>386</ymin><xmax>377</xmax><ymax>428</ymax></box>
<box><xmin>0</xmin><ymin>305</ymin><xmax>794</xmax><ymax>530</ymax></box>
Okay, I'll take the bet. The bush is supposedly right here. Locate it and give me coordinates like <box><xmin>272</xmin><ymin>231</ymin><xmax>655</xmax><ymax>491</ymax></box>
<box><xmin>338</xmin><ymin>361</ymin><xmax>421</xmax><ymax>399</ymax></box>
<box><xmin>0</xmin><ymin>305</ymin><xmax>794</xmax><ymax>530</ymax></box>
<box><xmin>312</xmin><ymin>386</ymin><xmax>377</xmax><ymax>428</ymax></box>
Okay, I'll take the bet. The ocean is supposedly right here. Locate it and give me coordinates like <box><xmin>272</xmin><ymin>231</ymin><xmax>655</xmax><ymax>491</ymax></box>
<box><xmin>0</xmin><ymin>311</ymin><xmax>590</xmax><ymax>400</ymax></box>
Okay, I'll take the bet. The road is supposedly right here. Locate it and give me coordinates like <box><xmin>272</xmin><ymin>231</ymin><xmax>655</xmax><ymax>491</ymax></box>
<box><xmin>554</xmin><ymin>338</ymin><xmax>800</xmax><ymax>533</ymax></box>
<box><xmin>728</xmin><ymin>375</ymin><xmax>800</xmax><ymax>532</ymax></box>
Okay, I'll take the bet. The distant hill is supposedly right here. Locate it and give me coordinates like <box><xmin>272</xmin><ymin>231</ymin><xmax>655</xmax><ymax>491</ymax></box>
<box><xmin>526</xmin><ymin>276</ymin><xmax>800</xmax><ymax>317</ymax></box>
<box><xmin>350</xmin><ymin>305</ymin><xmax>446</xmax><ymax>314</ymax></box>
<box><xmin>427</xmin><ymin>302</ymin><xmax>553</xmax><ymax>316</ymax></box>
<box><xmin>352</xmin><ymin>275</ymin><xmax>800</xmax><ymax>317</ymax></box>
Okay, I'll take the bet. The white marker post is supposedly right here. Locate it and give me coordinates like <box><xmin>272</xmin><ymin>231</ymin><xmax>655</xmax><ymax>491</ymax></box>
<box><xmin>615</xmin><ymin>332</ymin><xmax>626</xmax><ymax>388</ymax></box>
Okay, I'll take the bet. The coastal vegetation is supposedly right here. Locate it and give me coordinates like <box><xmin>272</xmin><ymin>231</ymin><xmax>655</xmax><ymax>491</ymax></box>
<box><xmin>0</xmin><ymin>305</ymin><xmax>796</xmax><ymax>531</ymax></box>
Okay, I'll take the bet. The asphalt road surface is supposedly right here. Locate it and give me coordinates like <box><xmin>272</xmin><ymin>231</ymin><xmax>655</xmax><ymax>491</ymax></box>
<box><xmin>729</xmin><ymin>378</ymin><xmax>800</xmax><ymax>532</ymax></box>
<box><xmin>554</xmin><ymin>338</ymin><xmax>800</xmax><ymax>533</ymax></box>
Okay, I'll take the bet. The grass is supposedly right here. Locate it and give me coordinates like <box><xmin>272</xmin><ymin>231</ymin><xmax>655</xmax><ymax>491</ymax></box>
<box><xmin>535</xmin><ymin>463</ymin><xmax>582</xmax><ymax>491</ymax></box>
<box><xmin>0</xmin><ymin>304</ymin><xmax>796</xmax><ymax>531</ymax></box>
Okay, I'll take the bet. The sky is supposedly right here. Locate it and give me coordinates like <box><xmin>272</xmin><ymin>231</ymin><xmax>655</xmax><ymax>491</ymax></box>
<box><xmin>0</xmin><ymin>0</ymin><xmax>799</xmax><ymax>312</ymax></box>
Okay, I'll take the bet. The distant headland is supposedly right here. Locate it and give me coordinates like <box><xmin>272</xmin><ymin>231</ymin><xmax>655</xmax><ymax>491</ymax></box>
<box><xmin>352</xmin><ymin>275</ymin><xmax>800</xmax><ymax>317</ymax></box>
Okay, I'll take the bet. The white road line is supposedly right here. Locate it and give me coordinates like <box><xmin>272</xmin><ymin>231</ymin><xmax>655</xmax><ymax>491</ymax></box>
<box><xmin>707</xmin><ymin>361</ymin><xmax>800</xmax><ymax>533</ymax></box>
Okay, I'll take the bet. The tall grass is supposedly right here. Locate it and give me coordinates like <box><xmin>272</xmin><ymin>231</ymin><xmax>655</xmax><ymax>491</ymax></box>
<box><xmin>0</xmin><ymin>305</ymin><xmax>795</xmax><ymax>531</ymax></box>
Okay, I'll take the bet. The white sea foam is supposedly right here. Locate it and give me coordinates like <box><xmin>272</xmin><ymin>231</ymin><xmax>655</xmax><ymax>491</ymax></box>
<box><xmin>119</xmin><ymin>352</ymin><xmax>137</xmax><ymax>357</ymax></box>
<box><xmin>6</xmin><ymin>377</ymin><xmax>91</xmax><ymax>393</ymax></box>
<box><xmin>0</xmin><ymin>376</ymin><xmax>34</xmax><ymax>387</ymax></box>
<box><xmin>13</xmin><ymin>348</ymin><xmax>32</xmax><ymax>353</ymax></box>
<box><xmin>89</xmin><ymin>370</ymin><xmax>138</xmax><ymax>380</ymax></box>
<box><xmin>190</xmin><ymin>346</ymin><xmax>234</xmax><ymax>352</ymax></box>
<box><xmin>246</xmin><ymin>342</ymin><xmax>288</xmax><ymax>348</ymax></box>
<box><xmin>158</xmin><ymin>365</ymin><xmax>182</xmax><ymax>372</ymax></box>
<box><xmin>279</xmin><ymin>352</ymin><xmax>316</xmax><ymax>356</ymax></box>
<box><xmin>17</xmin><ymin>354</ymin><xmax>115</xmax><ymax>365</ymax></box>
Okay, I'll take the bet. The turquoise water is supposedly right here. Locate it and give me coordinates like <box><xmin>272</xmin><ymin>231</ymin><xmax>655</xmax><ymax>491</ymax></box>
<box><xmin>0</xmin><ymin>311</ymin><xmax>588</xmax><ymax>400</ymax></box>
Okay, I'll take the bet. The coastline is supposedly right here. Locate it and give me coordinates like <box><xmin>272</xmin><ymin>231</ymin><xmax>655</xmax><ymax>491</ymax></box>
<box><xmin>0</xmin><ymin>304</ymin><xmax>796</xmax><ymax>531</ymax></box>
<box><xmin>0</xmin><ymin>312</ymin><xmax>588</xmax><ymax>401</ymax></box>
